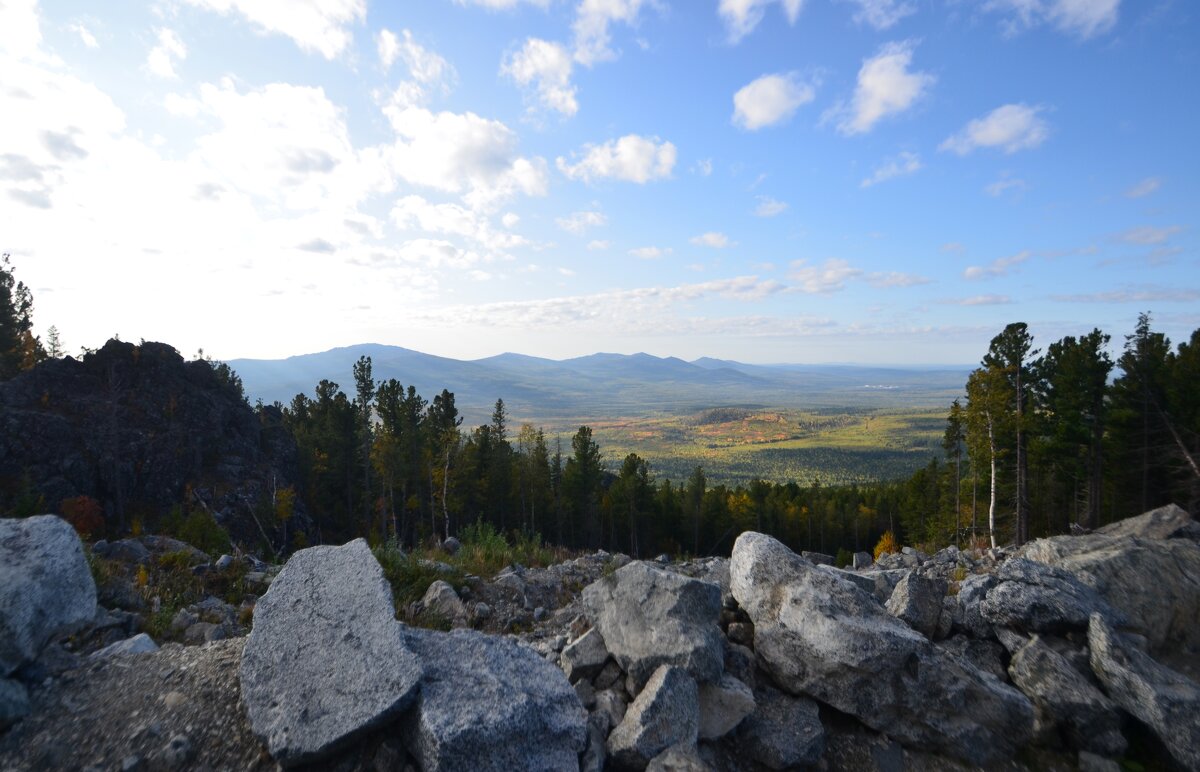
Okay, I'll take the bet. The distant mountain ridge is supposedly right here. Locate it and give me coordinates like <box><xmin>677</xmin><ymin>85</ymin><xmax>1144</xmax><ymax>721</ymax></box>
<box><xmin>226</xmin><ymin>345</ymin><xmax>971</xmax><ymax>424</ymax></box>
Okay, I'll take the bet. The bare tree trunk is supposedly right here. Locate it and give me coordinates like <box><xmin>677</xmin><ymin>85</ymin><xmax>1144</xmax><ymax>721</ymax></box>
<box><xmin>441</xmin><ymin>446</ymin><xmax>451</xmax><ymax>542</ymax></box>
<box><xmin>988</xmin><ymin>413</ymin><xmax>998</xmax><ymax>550</ymax></box>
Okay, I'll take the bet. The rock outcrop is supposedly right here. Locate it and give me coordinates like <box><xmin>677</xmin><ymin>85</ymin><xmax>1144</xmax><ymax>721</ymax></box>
<box><xmin>607</xmin><ymin>665</ymin><xmax>699</xmax><ymax>770</ymax></box>
<box><xmin>0</xmin><ymin>515</ymin><xmax>97</xmax><ymax>676</ymax></box>
<box><xmin>239</xmin><ymin>539</ymin><xmax>423</xmax><ymax>767</ymax></box>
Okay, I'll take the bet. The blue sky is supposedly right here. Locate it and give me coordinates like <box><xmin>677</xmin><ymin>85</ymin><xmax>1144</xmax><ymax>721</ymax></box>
<box><xmin>1</xmin><ymin>0</ymin><xmax>1196</xmax><ymax>364</ymax></box>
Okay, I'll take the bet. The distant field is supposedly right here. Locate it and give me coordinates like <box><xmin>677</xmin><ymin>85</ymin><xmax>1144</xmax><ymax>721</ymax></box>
<box><xmin>537</xmin><ymin>406</ymin><xmax>947</xmax><ymax>487</ymax></box>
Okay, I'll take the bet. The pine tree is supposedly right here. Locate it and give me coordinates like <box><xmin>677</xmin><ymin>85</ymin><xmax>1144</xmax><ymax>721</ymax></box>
<box><xmin>983</xmin><ymin>323</ymin><xmax>1038</xmax><ymax>544</ymax></box>
<box><xmin>0</xmin><ymin>254</ymin><xmax>44</xmax><ymax>379</ymax></box>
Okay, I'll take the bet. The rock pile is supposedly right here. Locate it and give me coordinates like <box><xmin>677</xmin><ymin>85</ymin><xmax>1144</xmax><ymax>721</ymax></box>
<box><xmin>1</xmin><ymin>504</ymin><xmax>1198</xmax><ymax>772</ymax></box>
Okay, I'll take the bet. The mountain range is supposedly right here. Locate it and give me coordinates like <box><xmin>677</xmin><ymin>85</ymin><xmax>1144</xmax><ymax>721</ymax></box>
<box><xmin>227</xmin><ymin>345</ymin><xmax>971</xmax><ymax>425</ymax></box>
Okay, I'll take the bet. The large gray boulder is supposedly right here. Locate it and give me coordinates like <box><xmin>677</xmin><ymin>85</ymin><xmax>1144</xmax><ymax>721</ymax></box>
<box><xmin>730</xmin><ymin>531</ymin><xmax>1033</xmax><ymax>766</ymax></box>
<box><xmin>607</xmin><ymin>665</ymin><xmax>699</xmax><ymax>771</ymax></box>
<box><xmin>400</xmin><ymin>627</ymin><xmax>587</xmax><ymax>772</ymax></box>
<box><xmin>980</xmin><ymin>558</ymin><xmax>1120</xmax><ymax>634</ymax></box>
<box><xmin>1008</xmin><ymin>636</ymin><xmax>1126</xmax><ymax>756</ymax></box>
<box><xmin>885</xmin><ymin>572</ymin><xmax>946</xmax><ymax>638</ymax></box>
<box><xmin>1088</xmin><ymin>614</ymin><xmax>1200</xmax><ymax>771</ymax></box>
<box><xmin>736</xmin><ymin>685</ymin><xmax>824</xmax><ymax>770</ymax></box>
<box><xmin>582</xmin><ymin>562</ymin><xmax>723</xmax><ymax>689</ymax></box>
<box><xmin>1025</xmin><ymin>533</ymin><xmax>1200</xmax><ymax>654</ymax></box>
<box><xmin>90</xmin><ymin>633</ymin><xmax>159</xmax><ymax>660</ymax></box>
<box><xmin>561</xmin><ymin>628</ymin><xmax>611</xmax><ymax>684</ymax></box>
<box><xmin>0</xmin><ymin>515</ymin><xmax>97</xmax><ymax>676</ymax></box>
<box><xmin>421</xmin><ymin>580</ymin><xmax>468</xmax><ymax>625</ymax></box>
<box><xmin>1095</xmin><ymin>504</ymin><xmax>1196</xmax><ymax>540</ymax></box>
<box><xmin>239</xmin><ymin>539</ymin><xmax>423</xmax><ymax>767</ymax></box>
<box><xmin>953</xmin><ymin>573</ymin><xmax>999</xmax><ymax>638</ymax></box>
<box><xmin>697</xmin><ymin>673</ymin><xmax>755</xmax><ymax>740</ymax></box>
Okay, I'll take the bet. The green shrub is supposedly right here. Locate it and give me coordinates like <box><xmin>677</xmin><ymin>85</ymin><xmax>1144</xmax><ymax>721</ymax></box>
<box><xmin>373</xmin><ymin>539</ymin><xmax>465</xmax><ymax>612</ymax></box>
<box><xmin>835</xmin><ymin>547</ymin><xmax>853</xmax><ymax>568</ymax></box>
<box><xmin>161</xmin><ymin>506</ymin><xmax>231</xmax><ymax>557</ymax></box>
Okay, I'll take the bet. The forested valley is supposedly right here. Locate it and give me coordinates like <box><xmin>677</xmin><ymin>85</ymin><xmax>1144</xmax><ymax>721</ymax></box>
<box><xmin>2</xmin><ymin>255</ymin><xmax>1198</xmax><ymax>561</ymax></box>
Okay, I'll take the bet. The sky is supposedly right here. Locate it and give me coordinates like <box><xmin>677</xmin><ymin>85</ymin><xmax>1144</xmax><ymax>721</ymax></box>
<box><xmin>1</xmin><ymin>0</ymin><xmax>1197</xmax><ymax>365</ymax></box>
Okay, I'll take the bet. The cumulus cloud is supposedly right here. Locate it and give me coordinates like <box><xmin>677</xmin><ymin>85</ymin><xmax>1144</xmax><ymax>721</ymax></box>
<box><xmin>840</xmin><ymin>0</ymin><xmax>915</xmax><ymax>30</ymax></box>
<box><xmin>719</xmin><ymin>0</ymin><xmax>805</xmax><ymax>44</ymax></box>
<box><xmin>946</xmin><ymin>294</ymin><xmax>1012</xmax><ymax>306</ymax></box>
<box><xmin>391</xmin><ymin>194</ymin><xmax>526</xmax><ymax>251</ymax></box>
<box><xmin>70</xmin><ymin>23</ymin><xmax>99</xmax><ymax>49</ymax></box>
<box><xmin>1125</xmin><ymin>177</ymin><xmax>1162</xmax><ymax>199</ymax></box>
<box><xmin>963</xmin><ymin>250</ymin><xmax>1032</xmax><ymax>279</ymax></box>
<box><xmin>502</xmin><ymin>38</ymin><xmax>578</xmax><ymax>117</ymax></box>
<box><xmin>789</xmin><ymin>258</ymin><xmax>861</xmax><ymax>293</ymax></box>
<box><xmin>754</xmin><ymin>196</ymin><xmax>788</xmax><ymax>217</ymax></box>
<box><xmin>182</xmin><ymin>0</ymin><xmax>366</xmax><ymax>59</ymax></box>
<box><xmin>860</xmin><ymin>151</ymin><xmax>921</xmax><ymax>188</ymax></box>
<box><xmin>690</xmin><ymin>232</ymin><xmax>733</xmax><ymax>248</ymax></box>
<box><xmin>732</xmin><ymin>72</ymin><xmax>816</xmax><ymax>130</ymax></box>
<box><xmin>587</xmin><ymin>239</ymin><xmax>610</xmax><ymax>250</ymax></box>
<box><xmin>573</xmin><ymin>0</ymin><xmax>649</xmax><ymax>66</ymax></box>
<box><xmin>693</xmin><ymin>158</ymin><xmax>713</xmax><ymax>176</ymax></box>
<box><xmin>146</xmin><ymin>29</ymin><xmax>186</xmax><ymax>79</ymax></box>
<box><xmin>940</xmin><ymin>104</ymin><xmax>1049</xmax><ymax>155</ymax></box>
<box><xmin>556</xmin><ymin>210</ymin><xmax>607</xmax><ymax>234</ymax></box>
<box><xmin>378</xmin><ymin>29</ymin><xmax>454</xmax><ymax>89</ymax></box>
<box><xmin>983</xmin><ymin>0</ymin><xmax>1120</xmax><ymax>40</ymax></box>
<box><xmin>829</xmin><ymin>41</ymin><xmax>933</xmax><ymax>135</ymax></box>
<box><xmin>867</xmin><ymin>271</ymin><xmax>930</xmax><ymax>287</ymax></box>
<box><xmin>556</xmin><ymin>134</ymin><xmax>676</xmax><ymax>183</ymax></box>
<box><xmin>984</xmin><ymin>172</ymin><xmax>1027</xmax><ymax>196</ymax></box>
<box><xmin>629</xmin><ymin>246</ymin><xmax>671</xmax><ymax>259</ymax></box>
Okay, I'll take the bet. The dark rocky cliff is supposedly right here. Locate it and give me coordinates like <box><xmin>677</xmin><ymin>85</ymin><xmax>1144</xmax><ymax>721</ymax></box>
<box><xmin>0</xmin><ymin>340</ymin><xmax>302</xmax><ymax>547</ymax></box>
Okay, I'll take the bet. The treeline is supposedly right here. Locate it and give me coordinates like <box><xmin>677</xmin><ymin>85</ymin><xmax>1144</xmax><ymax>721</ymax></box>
<box><xmin>897</xmin><ymin>314</ymin><xmax>1199</xmax><ymax>550</ymax></box>
<box><xmin>276</xmin><ymin>356</ymin><xmax>910</xmax><ymax>557</ymax></box>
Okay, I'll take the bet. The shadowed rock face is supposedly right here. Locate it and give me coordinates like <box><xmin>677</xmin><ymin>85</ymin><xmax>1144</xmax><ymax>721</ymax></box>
<box><xmin>730</xmin><ymin>531</ymin><xmax>1033</xmax><ymax>767</ymax></box>
<box><xmin>399</xmin><ymin>626</ymin><xmax>587</xmax><ymax>772</ymax></box>
<box><xmin>582</xmin><ymin>561</ymin><xmax>723</xmax><ymax>690</ymax></box>
<box><xmin>0</xmin><ymin>515</ymin><xmax>96</xmax><ymax>676</ymax></box>
<box><xmin>0</xmin><ymin>340</ymin><xmax>301</xmax><ymax>545</ymax></box>
<box><xmin>239</xmin><ymin>539</ymin><xmax>422</xmax><ymax>767</ymax></box>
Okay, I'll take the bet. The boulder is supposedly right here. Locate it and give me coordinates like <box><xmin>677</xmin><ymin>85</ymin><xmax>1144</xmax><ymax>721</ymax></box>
<box><xmin>800</xmin><ymin>550</ymin><xmax>834</xmax><ymax>566</ymax></box>
<box><xmin>0</xmin><ymin>678</ymin><xmax>30</xmax><ymax>731</ymax></box>
<box><xmin>646</xmin><ymin>742</ymin><xmax>710</xmax><ymax>771</ymax></box>
<box><xmin>104</xmin><ymin>538</ymin><xmax>151</xmax><ymax>565</ymax></box>
<box><xmin>937</xmin><ymin>636</ymin><xmax>1008</xmax><ymax>683</ymax></box>
<box><xmin>885</xmin><ymin>572</ymin><xmax>947</xmax><ymax>638</ymax></box>
<box><xmin>421</xmin><ymin>580</ymin><xmax>468</xmax><ymax>625</ymax></box>
<box><xmin>607</xmin><ymin>665</ymin><xmax>700</xmax><ymax>770</ymax></box>
<box><xmin>239</xmin><ymin>539</ymin><xmax>423</xmax><ymax>767</ymax></box>
<box><xmin>1088</xmin><ymin>614</ymin><xmax>1200</xmax><ymax>771</ymax></box>
<box><xmin>1026</xmin><ymin>533</ymin><xmax>1200</xmax><ymax>654</ymax></box>
<box><xmin>400</xmin><ymin>627</ymin><xmax>587</xmax><ymax>772</ymax></box>
<box><xmin>582</xmin><ymin>562</ymin><xmax>723</xmax><ymax>689</ymax></box>
<box><xmin>730</xmin><ymin>531</ymin><xmax>1033</xmax><ymax>766</ymax></box>
<box><xmin>1008</xmin><ymin>636</ymin><xmax>1126</xmax><ymax>756</ymax></box>
<box><xmin>736</xmin><ymin>685</ymin><xmax>824</xmax><ymax>771</ymax></box>
<box><xmin>1094</xmin><ymin>504</ymin><xmax>1195</xmax><ymax>540</ymax></box>
<box><xmin>562</xmin><ymin>628</ymin><xmax>611</xmax><ymax>684</ymax></box>
<box><xmin>852</xmin><ymin>551</ymin><xmax>872</xmax><ymax>570</ymax></box>
<box><xmin>980</xmin><ymin>558</ymin><xmax>1119</xmax><ymax>634</ymax></box>
<box><xmin>697</xmin><ymin>673</ymin><xmax>755</xmax><ymax>740</ymax></box>
<box><xmin>0</xmin><ymin>515</ymin><xmax>97</xmax><ymax>676</ymax></box>
<box><xmin>595</xmin><ymin>688</ymin><xmax>628</xmax><ymax>732</ymax></box>
<box><xmin>953</xmin><ymin>573</ymin><xmax>998</xmax><ymax>638</ymax></box>
<box><xmin>91</xmin><ymin>633</ymin><xmax>159</xmax><ymax>659</ymax></box>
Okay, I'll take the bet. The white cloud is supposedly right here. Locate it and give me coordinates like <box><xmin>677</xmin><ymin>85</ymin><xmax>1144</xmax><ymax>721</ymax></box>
<box><xmin>690</xmin><ymin>232</ymin><xmax>733</xmax><ymax>248</ymax></box>
<box><xmin>830</xmin><ymin>41</ymin><xmax>933</xmax><ymax>135</ymax></box>
<box><xmin>182</xmin><ymin>0</ymin><xmax>366</xmax><ymax>59</ymax></box>
<box><xmin>557</xmin><ymin>134</ymin><xmax>676</xmax><ymax>183</ymax></box>
<box><xmin>963</xmin><ymin>250</ymin><xmax>1031</xmax><ymax>279</ymax></box>
<box><xmin>629</xmin><ymin>246</ymin><xmax>671</xmax><ymax>259</ymax></box>
<box><xmin>501</xmin><ymin>212</ymin><xmax>520</xmax><ymax>228</ymax></box>
<box><xmin>556</xmin><ymin>210</ymin><xmax>607</xmax><ymax>234</ymax></box>
<box><xmin>1114</xmin><ymin>225</ymin><xmax>1182</xmax><ymax>245</ymax></box>
<box><xmin>146</xmin><ymin>29</ymin><xmax>186</xmax><ymax>80</ymax></box>
<box><xmin>573</xmin><ymin>0</ymin><xmax>649</xmax><ymax>66</ymax></box>
<box><xmin>1051</xmin><ymin>285</ymin><xmax>1200</xmax><ymax>303</ymax></box>
<box><xmin>1125</xmin><ymin>177</ymin><xmax>1162</xmax><ymax>199</ymax></box>
<box><xmin>70</xmin><ymin>23</ymin><xmax>99</xmax><ymax>49</ymax></box>
<box><xmin>789</xmin><ymin>258</ymin><xmax>861</xmax><ymax>293</ymax></box>
<box><xmin>984</xmin><ymin>174</ymin><xmax>1027</xmax><ymax>196</ymax></box>
<box><xmin>719</xmin><ymin>0</ymin><xmax>805</xmax><ymax>44</ymax></box>
<box><xmin>940</xmin><ymin>104</ymin><xmax>1049</xmax><ymax>155</ymax></box>
<box><xmin>391</xmin><ymin>195</ymin><xmax>526</xmax><ymax>251</ymax></box>
<box><xmin>502</xmin><ymin>38</ymin><xmax>578</xmax><ymax>117</ymax></box>
<box><xmin>732</xmin><ymin>72</ymin><xmax>816</xmax><ymax>130</ymax></box>
<box><xmin>860</xmin><ymin>151</ymin><xmax>921</xmax><ymax>188</ymax></box>
<box><xmin>948</xmin><ymin>294</ymin><xmax>1012</xmax><ymax>306</ymax></box>
<box><xmin>754</xmin><ymin>196</ymin><xmax>788</xmax><ymax>217</ymax></box>
<box><xmin>587</xmin><ymin>239</ymin><xmax>610</xmax><ymax>250</ymax></box>
<box><xmin>0</xmin><ymin>0</ymin><xmax>44</xmax><ymax>61</ymax></box>
<box><xmin>984</xmin><ymin>0</ymin><xmax>1120</xmax><ymax>40</ymax></box>
<box><xmin>454</xmin><ymin>0</ymin><xmax>552</xmax><ymax>8</ymax></box>
<box><xmin>840</xmin><ymin>0</ymin><xmax>915</xmax><ymax>30</ymax></box>
<box><xmin>941</xmin><ymin>241</ymin><xmax>965</xmax><ymax>253</ymax></box>
<box><xmin>867</xmin><ymin>271</ymin><xmax>931</xmax><ymax>287</ymax></box>
<box><xmin>378</xmin><ymin>29</ymin><xmax>453</xmax><ymax>90</ymax></box>
<box><xmin>693</xmin><ymin>158</ymin><xmax>713</xmax><ymax>176</ymax></box>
